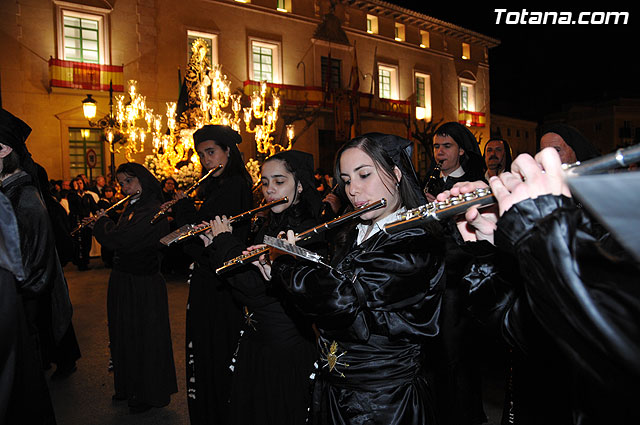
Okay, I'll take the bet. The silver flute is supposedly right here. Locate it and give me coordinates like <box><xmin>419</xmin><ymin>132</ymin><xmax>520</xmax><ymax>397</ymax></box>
<box><xmin>384</xmin><ymin>143</ymin><xmax>640</xmax><ymax>234</ymax></box>
<box><xmin>150</xmin><ymin>164</ymin><xmax>222</xmax><ymax>224</ymax></box>
<box><xmin>215</xmin><ymin>198</ymin><xmax>387</xmax><ymax>275</ymax></box>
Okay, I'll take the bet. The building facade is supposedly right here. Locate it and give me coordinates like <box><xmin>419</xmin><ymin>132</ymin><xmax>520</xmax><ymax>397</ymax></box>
<box><xmin>490</xmin><ymin>113</ymin><xmax>538</xmax><ymax>157</ymax></box>
<box><xmin>0</xmin><ymin>0</ymin><xmax>499</xmax><ymax>180</ymax></box>
<box><xmin>543</xmin><ymin>98</ymin><xmax>640</xmax><ymax>156</ymax></box>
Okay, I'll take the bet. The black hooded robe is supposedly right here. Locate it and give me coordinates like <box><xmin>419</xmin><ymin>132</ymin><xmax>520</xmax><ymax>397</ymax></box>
<box><xmin>93</xmin><ymin>175</ymin><xmax>177</xmax><ymax>408</ymax></box>
<box><xmin>174</xmin><ymin>173</ymin><xmax>252</xmax><ymax>425</ymax></box>
<box><xmin>2</xmin><ymin>171</ymin><xmax>74</xmax><ymax>425</ymax></box>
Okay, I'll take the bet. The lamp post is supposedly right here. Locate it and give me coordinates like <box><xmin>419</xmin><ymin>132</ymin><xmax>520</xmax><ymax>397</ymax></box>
<box><xmin>81</xmin><ymin>80</ymin><xmax>121</xmax><ymax>184</ymax></box>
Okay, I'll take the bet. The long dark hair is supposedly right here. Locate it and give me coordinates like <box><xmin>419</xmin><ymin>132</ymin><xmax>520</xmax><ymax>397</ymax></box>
<box><xmin>266</xmin><ymin>152</ymin><xmax>322</xmax><ymax>213</ymax></box>
<box><xmin>260</xmin><ymin>151</ymin><xmax>323</xmax><ymax>236</ymax></box>
<box><xmin>334</xmin><ymin>134</ymin><xmax>426</xmax><ymax>211</ymax></box>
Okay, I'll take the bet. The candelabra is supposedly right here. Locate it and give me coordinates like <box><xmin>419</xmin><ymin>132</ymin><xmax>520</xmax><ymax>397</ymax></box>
<box><xmin>243</xmin><ymin>81</ymin><xmax>294</xmax><ymax>157</ymax></box>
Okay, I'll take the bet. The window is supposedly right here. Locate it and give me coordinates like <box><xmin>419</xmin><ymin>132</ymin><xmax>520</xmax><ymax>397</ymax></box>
<box><xmin>366</xmin><ymin>14</ymin><xmax>378</xmax><ymax>34</ymax></box>
<box><xmin>69</xmin><ymin>128</ymin><xmax>104</xmax><ymax>178</ymax></box>
<box><xmin>276</xmin><ymin>0</ymin><xmax>291</xmax><ymax>12</ymax></box>
<box><xmin>462</xmin><ymin>42</ymin><xmax>471</xmax><ymax>60</ymax></box>
<box><xmin>56</xmin><ymin>7</ymin><xmax>110</xmax><ymax>64</ymax></box>
<box><xmin>378</xmin><ymin>64</ymin><xmax>398</xmax><ymax>100</ymax></box>
<box><xmin>321</xmin><ymin>56</ymin><xmax>341</xmax><ymax>91</ymax></box>
<box><xmin>420</xmin><ymin>30</ymin><xmax>430</xmax><ymax>48</ymax></box>
<box><xmin>414</xmin><ymin>72</ymin><xmax>432</xmax><ymax>121</ymax></box>
<box><xmin>394</xmin><ymin>23</ymin><xmax>405</xmax><ymax>42</ymax></box>
<box><xmin>187</xmin><ymin>30</ymin><xmax>218</xmax><ymax>66</ymax></box>
<box><xmin>249</xmin><ymin>38</ymin><xmax>282</xmax><ymax>83</ymax></box>
<box><xmin>460</xmin><ymin>81</ymin><xmax>475</xmax><ymax>111</ymax></box>
<box><xmin>63</xmin><ymin>15</ymin><xmax>99</xmax><ymax>63</ymax></box>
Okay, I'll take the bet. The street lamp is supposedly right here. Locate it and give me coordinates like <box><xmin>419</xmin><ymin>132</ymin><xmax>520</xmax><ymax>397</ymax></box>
<box><xmin>81</xmin><ymin>81</ymin><xmax>121</xmax><ymax>183</ymax></box>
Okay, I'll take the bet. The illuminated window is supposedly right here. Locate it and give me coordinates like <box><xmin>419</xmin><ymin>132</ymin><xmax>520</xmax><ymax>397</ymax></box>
<box><xmin>276</xmin><ymin>0</ymin><xmax>291</xmax><ymax>12</ymax></box>
<box><xmin>366</xmin><ymin>14</ymin><xmax>378</xmax><ymax>34</ymax></box>
<box><xmin>394</xmin><ymin>23</ymin><xmax>405</xmax><ymax>41</ymax></box>
<box><xmin>415</xmin><ymin>72</ymin><xmax>431</xmax><ymax>121</ymax></box>
<box><xmin>460</xmin><ymin>81</ymin><xmax>475</xmax><ymax>111</ymax></box>
<box><xmin>249</xmin><ymin>38</ymin><xmax>282</xmax><ymax>83</ymax></box>
<box><xmin>420</xmin><ymin>30</ymin><xmax>430</xmax><ymax>48</ymax></box>
<box><xmin>462</xmin><ymin>42</ymin><xmax>471</xmax><ymax>60</ymax></box>
<box><xmin>56</xmin><ymin>7</ymin><xmax>110</xmax><ymax>64</ymax></box>
<box><xmin>187</xmin><ymin>30</ymin><xmax>218</xmax><ymax>66</ymax></box>
<box><xmin>378</xmin><ymin>64</ymin><xmax>398</xmax><ymax>100</ymax></box>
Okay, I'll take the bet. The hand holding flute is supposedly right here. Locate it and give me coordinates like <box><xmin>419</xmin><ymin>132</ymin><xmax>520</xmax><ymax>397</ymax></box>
<box><xmin>243</xmin><ymin>229</ymin><xmax>297</xmax><ymax>281</ymax></box>
<box><xmin>439</xmin><ymin>148</ymin><xmax>581</xmax><ymax>245</ymax></box>
<box><xmin>215</xmin><ymin>198</ymin><xmax>388</xmax><ymax>276</ymax></box>
<box><xmin>198</xmin><ymin>215</ymin><xmax>233</xmax><ymax>247</ymax></box>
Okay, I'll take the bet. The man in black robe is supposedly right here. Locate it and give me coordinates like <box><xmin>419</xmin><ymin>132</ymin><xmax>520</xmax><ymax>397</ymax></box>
<box><xmin>424</xmin><ymin>121</ymin><xmax>486</xmax><ymax>202</ymax></box>
<box><xmin>424</xmin><ymin>121</ymin><xmax>490</xmax><ymax>425</ymax></box>
<box><xmin>444</xmin><ymin>148</ymin><xmax>640</xmax><ymax>424</ymax></box>
<box><xmin>0</xmin><ymin>108</ymin><xmax>77</xmax><ymax>425</ymax></box>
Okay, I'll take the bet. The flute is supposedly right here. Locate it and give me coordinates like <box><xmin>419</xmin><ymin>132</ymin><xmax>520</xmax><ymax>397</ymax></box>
<box><xmin>215</xmin><ymin>198</ymin><xmax>387</xmax><ymax>275</ymax></box>
<box><xmin>159</xmin><ymin>197</ymin><xmax>289</xmax><ymax>246</ymax></box>
<box><xmin>70</xmin><ymin>191</ymin><xmax>138</xmax><ymax>236</ymax></box>
<box><xmin>384</xmin><ymin>143</ymin><xmax>640</xmax><ymax>234</ymax></box>
<box><xmin>150</xmin><ymin>164</ymin><xmax>222</xmax><ymax>224</ymax></box>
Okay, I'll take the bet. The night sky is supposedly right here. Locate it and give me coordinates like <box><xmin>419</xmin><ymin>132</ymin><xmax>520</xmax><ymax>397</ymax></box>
<box><xmin>387</xmin><ymin>3</ymin><xmax>640</xmax><ymax>123</ymax></box>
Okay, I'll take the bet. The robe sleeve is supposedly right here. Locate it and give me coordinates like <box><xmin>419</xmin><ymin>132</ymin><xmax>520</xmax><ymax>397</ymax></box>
<box><xmin>93</xmin><ymin>202</ymin><xmax>168</xmax><ymax>251</ymax></box>
<box><xmin>273</xmin><ymin>227</ymin><xmax>444</xmax><ymax>336</ymax></box>
<box><xmin>14</xmin><ymin>187</ymin><xmax>57</xmax><ymax>298</ymax></box>
<box><xmin>495</xmin><ymin>194</ymin><xmax>640</xmax><ymax>391</ymax></box>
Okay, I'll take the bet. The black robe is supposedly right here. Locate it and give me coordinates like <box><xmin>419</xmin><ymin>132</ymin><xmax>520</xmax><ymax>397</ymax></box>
<box><xmin>173</xmin><ymin>173</ymin><xmax>252</xmax><ymax>425</ymax></box>
<box><xmin>67</xmin><ymin>191</ymin><xmax>97</xmax><ymax>268</ymax></box>
<box><xmin>2</xmin><ymin>171</ymin><xmax>74</xmax><ymax>425</ymax></box>
<box><xmin>467</xmin><ymin>195</ymin><xmax>640</xmax><ymax>425</ymax></box>
<box><xmin>273</xmin><ymin>224</ymin><xmax>445</xmax><ymax>425</ymax></box>
<box><xmin>494</xmin><ymin>195</ymin><xmax>640</xmax><ymax>424</ymax></box>
<box><xmin>0</xmin><ymin>191</ymin><xmax>24</xmax><ymax>423</ymax></box>
<box><xmin>211</xmin><ymin>203</ymin><xmax>321</xmax><ymax>425</ymax></box>
<box><xmin>93</xmin><ymin>196</ymin><xmax>178</xmax><ymax>407</ymax></box>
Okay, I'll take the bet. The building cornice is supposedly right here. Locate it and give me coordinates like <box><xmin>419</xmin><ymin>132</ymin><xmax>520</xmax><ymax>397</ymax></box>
<box><xmin>212</xmin><ymin>1</ymin><xmax>499</xmax><ymax>49</ymax></box>
<box><xmin>344</xmin><ymin>0</ymin><xmax>501</xmax><ymax>48</ymax></box>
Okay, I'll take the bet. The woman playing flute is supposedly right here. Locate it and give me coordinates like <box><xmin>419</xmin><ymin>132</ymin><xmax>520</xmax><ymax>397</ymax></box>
<box><xmin>201</xmin><ymin>150</ymin><xmax>324</xmax><ymax>425</ymax></box>
<box><xmin>257</xmin><ymin>133</ymin><xmax>446</xmax><ymax>424</ymax></box>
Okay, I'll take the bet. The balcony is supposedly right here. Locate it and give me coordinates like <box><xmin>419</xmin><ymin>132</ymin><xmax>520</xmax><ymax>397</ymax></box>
<box><xmin>49</xmin><ymin>58</ymin><xmax>124</xmax><ymax>92</ymax></box>
<box><xmin>243</xmin><ymin>80</ymin><xmax>411</xmax><ymax>119</ymax></box>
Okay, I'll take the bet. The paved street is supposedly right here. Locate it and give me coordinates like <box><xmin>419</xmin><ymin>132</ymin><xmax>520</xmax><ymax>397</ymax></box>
<box><xmin>48</xmin><ymin>258</ymin><xmax>505</xmax><ymax>425</ymax></box>
<box><xmin>49</xmin><ymin>260</ymin><xmax>190</xmax><ymax>424</ymax></box>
